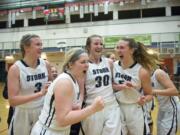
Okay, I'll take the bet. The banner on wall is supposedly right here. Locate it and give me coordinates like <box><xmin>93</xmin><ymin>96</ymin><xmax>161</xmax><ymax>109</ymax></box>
<box><xmin>43</xmin><ymin>8</ymin><xmax>64</xmax><ymax>22</ymax></box>
<box><xmin>104</xmin><ymin>34</ymin><xmax>152</xmax><ymax>48</ymax></box>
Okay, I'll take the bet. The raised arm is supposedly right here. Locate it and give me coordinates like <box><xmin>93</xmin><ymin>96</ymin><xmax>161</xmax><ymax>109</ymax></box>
<box><xmin>55</xmin><ymin>79</ymin><xmax>104</xmax><ymax>127</ymax></box>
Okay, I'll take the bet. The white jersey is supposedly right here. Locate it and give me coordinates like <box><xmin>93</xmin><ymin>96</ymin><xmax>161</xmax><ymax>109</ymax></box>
<box><xmin>85</xmin><ymin>57</ymin><xmax>115</xmax><ymax>104</ymax></box>
<box><xmin>15</xmin><ymin>58</ymin><xmax>48</xmax><ymax>108</ymax></box>
<box><xmin>38</xmin><ymin>72</ymin><xmax>80</xmax><ymax>131</ymax></box>
<box><xmin>151</xmin><ymin>69</ymin><xmax>178</xmax><ymax>111</ymax></box>
<box><xmin>113</xmin><ymin>61</ymin><xmax>142</xmax><ymax>104</ymax></box>
<box><xmin>151</xmin><ymin>69</ymin><xmax>179</xmax><ymax>135</ymax></box>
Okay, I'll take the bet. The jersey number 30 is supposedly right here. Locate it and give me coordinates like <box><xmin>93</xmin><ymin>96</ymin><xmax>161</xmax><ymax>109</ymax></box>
<box><xmin>95</xmin><ymin>75</ymin><xmax>109</xmax><ymax>88</ymax></box>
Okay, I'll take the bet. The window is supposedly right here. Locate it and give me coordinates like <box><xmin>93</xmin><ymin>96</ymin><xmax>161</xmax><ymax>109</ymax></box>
<box><xmin>71</xmin><ymin>13</ymin><xmax>91</xmax><ymax>23</ymax></box>
<box><xmin>11</xmin><ymin>20</ymin><xmax>23</xmax><ymax>28</ymax></box>
<box><xmin>92</xmin><ymin>12</ymin><xmax>113</xmax><ymax>21</ymax></box>
<box><xmin>0</xmin><ymin>21</ymin><xmax>7</xmax><ymax>29</ymax></box>
<box><xmin>142</xmin><ymin>7</ymin><xmax>165</xmax><ymax>17</ymax></box>
<box><xmin>171</xmin><ymin>6</ymin><xmax>180</xmax><ymax>16</ymax></box>
<box><xmin>118</xmin><ymin>10</ymin><xmax>140</xmax><ymax>19</ymax></box>
<box><xmin>29</xmin><ymin>18</ymin><xmax>46</xmax><ymax>26</ymax></box>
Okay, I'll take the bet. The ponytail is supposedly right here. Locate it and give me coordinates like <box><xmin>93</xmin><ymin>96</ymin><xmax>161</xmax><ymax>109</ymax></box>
<box><xmin>122</xmin><ymin>38</ymin><xmax>159</xmax><ymax>71</ymax></box>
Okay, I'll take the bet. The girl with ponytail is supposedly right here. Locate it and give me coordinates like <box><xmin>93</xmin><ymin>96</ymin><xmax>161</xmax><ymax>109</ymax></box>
<box><xmin>112</xmin><ymin>37</ymin><xmax>156</xmax><ymax>135</ymax></box>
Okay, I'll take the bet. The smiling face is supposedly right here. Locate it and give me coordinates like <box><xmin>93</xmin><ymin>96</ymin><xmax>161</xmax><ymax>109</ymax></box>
<box><xmin>51</xmin><ymin>67</ymin><xmax>58</xmax><ymax>80</ymax></box>
<box><xmin>25</xmin><ymin>37</ymin><xmax>43</xmax><ymax>59</ymax></box>
<box><xmin>86</xmin><ymin>36</ymin><xmax>103</xmax><ymax>58</ymax></box>
<box><xmin>115</xmin><ymin>40</ymin><xmax>134</xmax><ymax>61</ymax></box>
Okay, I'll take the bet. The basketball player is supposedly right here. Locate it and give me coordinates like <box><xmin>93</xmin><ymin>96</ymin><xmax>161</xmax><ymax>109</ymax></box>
<box><xmin>80</xmin><ymin>35</ymin><xmax>121</xmax><ymax>135</ymax></box>
<box><xmin>8</xmin><ymin>34</ymin><xmax>52</xmax><ymax>135</ymax></box>
<box><xmin>151</xmin><ymin>67</ymin><xmax>179</xmax><ymax>135</ymax></box>
<box><xmin>31</xmin><ymin>48</ymin><xmax>104</xmax><ymax>135</ymax></box>
<box><xmin>113</xmin><ymin>38</ymin><xmax>155</xmax><ymax>135</ymax></box>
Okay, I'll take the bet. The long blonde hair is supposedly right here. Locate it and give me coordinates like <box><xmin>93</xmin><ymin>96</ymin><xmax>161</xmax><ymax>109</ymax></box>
<box><xmin>147</xmin><ymin>49</ymin><xmax>163</xmax><ymax>70</ymax></box>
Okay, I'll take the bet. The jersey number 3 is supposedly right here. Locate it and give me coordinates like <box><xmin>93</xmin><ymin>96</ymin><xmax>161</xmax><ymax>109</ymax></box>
<box><xmin>95</xmin><ymin>75</ymin><xmax>109</xmax><ymax>88</ymax></box>
<box><xmin>34</xmin><ymin>82</ymin><xmax>42</xmax><ymax>93</ymax></box>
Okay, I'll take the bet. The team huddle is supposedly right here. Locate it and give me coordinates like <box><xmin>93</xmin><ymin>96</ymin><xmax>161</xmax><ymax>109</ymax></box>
<box><xmin>7</xmin><ymin>34</ymin><xmax>180</xmax><ymax>135</ymax></box>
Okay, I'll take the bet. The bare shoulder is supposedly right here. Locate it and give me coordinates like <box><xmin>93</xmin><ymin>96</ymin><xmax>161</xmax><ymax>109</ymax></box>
<box><xmin>155</xmin><ymin>68</ymin><xmax>169</xmax><ymax>80</ymax></box>
<box><xmin>155</xmin><ymin>68</ymin><xmax>166</xmax><ymax>76</ymax></box>
<box><xmin>56</xmin><ymin>78</ymin><xmax>73</xmax><ymax>86</ymax></box>
<box><xmin>8</xmin><ymin>64</ymin><xmax>19</xmax><ymax>75</ymax></box>
<box><xmin>139</xmin><ymin>67</ymin><xmax>150</xmax><ymax>79</ymax></box>
<box><xmin>54</xmin><ymin>78</ymin><xmax>74</xmax><ymax>95</ymax></box>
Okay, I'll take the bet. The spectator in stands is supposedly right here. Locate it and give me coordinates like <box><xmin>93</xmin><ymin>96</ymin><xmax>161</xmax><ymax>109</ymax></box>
<box><xmin>105</xmin><ymin>52</ymin><xmax>116</xmax><ymax>62</ymax></box>
<box><xmin>51</xmin><ymin>66</ymin><xmax>58</xmax><ymax>81</ymax></box>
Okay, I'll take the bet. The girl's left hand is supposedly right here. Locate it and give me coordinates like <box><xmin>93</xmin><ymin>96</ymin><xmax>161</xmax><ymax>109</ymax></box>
<box><xmin>137</xmin><ymin>96</ymin><xmax>146</xmax><ymax>106</ymax></box>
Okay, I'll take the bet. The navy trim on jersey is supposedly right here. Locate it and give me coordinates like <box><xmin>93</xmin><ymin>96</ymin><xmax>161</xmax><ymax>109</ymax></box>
<box><xmin>40</xmin><ymin>108</ymin><xmax>55</xmax><ymax>135</ymax></box>
<box><xmin>88</xmin><ymin>57</ymin><xmax>102</xmax><ymax>63</ymax></box>
<box><xmin>47</xmin><ymin>108</ymin><xmax>55</xmax><ymax>127</ymax></box>
<box><xmin>172</xmin><ymin>97</ymin><xmax>178</xmax><ymax>133</ymax></box>
<box><xmin>151</xmin><ymin>70</ymin><xmax>155</xmax><ymax>77</ymax></box>
<box><xmin>80</xmin><ymin>122</ymin><xmax>85</xmax><ymax>135</ymax></box>
<box><xmin>118</xmin><ymin>60</ymin><xmax>121</xmax><ymax>66</ymax></box>
<box><xmin>40</xmin><ymin>127</ymin><xmax>46</xmax><ymax>135</ymax></box>
<box><xmin>118</xmin><ymin>60</ymin><xmax>137</xmax><ymax>68</ymax></box>
<box><xmin>167</xmin><ymin>97</ymin><xmax>177</xmax><ymax>135</ymax></box>
<box><xmin>44</xmin><ymin>94</ymin><xmax>55</xmax><ymax>126</ymax></box>
<box><xmin>64</xmin><ymin>71</ymin><xmax>76</xmax><ymax>83</ymax></box>
<box><xmin>20</xmin><ymin>59</ymin><xmax>40</xmax><ymax>67</ymax></box>
<box><xmin>142</xmin><ymin>107</ymin><xmax>147</xmax><ymax>135</ymax></box>
<box><xmin>40</xmin><ymin>94</ymin><xmax>55</xmax><ymax>135</ymax></box>
<box><xmin>129</xmin><ymin>62</ymin><xmax>137</xmax><ymax>68</ymax></box>
<box><xmin>10</xmin><ymin>119</ymin><xmax>14</xmax><ymax>135</ymax></box>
